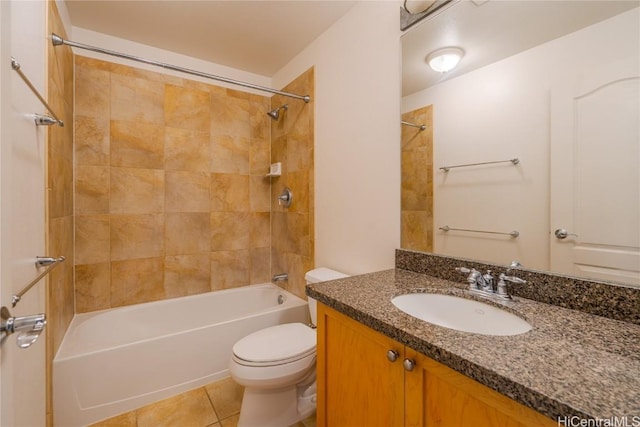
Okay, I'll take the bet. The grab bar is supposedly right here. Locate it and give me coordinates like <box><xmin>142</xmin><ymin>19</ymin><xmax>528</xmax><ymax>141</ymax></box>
<box><xmin>11</xmin><ymin>256</ymin><xmax>65</xmax><ymax>307</ymax></box>
<box><xmin>439</xmin><ymin>226</ymin><xmax>519</xmax><ymax>238</ymax></box>
<box><xmin>439</xmin><ymin>158</ymin><xmax>519</xmax><ymax>172</ymax></box>
<box><xmin>401</xmin><ymin>120</ymin><xmax>426</xmax><ymax>131</ymax></box>
<box><xmin>10</xmin><ymin>57</ymin><xmax>64</xmax><ymax>127</ymax></box>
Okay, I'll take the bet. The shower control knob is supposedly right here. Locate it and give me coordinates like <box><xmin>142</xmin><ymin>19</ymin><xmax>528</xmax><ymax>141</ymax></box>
<box><xmin>403</xmin><ymin>358</ymin><xmax>416</xmax><ymax>371</ymax></box>
<box><xmin>386</xmin><ymin>350</ymin><xmax>399</xmax><ymax>362</ymax></box>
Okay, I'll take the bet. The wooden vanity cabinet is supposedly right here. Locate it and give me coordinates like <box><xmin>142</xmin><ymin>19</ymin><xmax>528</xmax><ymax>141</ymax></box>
<box><xmin>316</xmin><ymin>303</ymin><xmax>555</xmax><ymax>427</ymax></box>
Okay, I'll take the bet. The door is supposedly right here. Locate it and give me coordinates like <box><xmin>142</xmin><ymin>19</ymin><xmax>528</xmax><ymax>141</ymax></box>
<box><xmin>0</xmin><ymin>1</ymin><xmax>48</xmax><ymax>425</ymax></box>
<box><xmin>550</xmin><ymin>57</ymin><xmax>640</xmax><ymax>286</ymax></box>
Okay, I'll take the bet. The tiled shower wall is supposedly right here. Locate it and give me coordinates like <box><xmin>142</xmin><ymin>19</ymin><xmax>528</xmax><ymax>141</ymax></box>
<box><xmin>46</xmin><ymin>0</ymin><xmax>74</xmax><ymax>424</ymax></box>
<box><xmin>73</xmin><ymin>57</ymin><xmax>315</xmax><ymax>312</ymax></box>
<box><xmin>73</xmin><ymin>56</ymin><xmax>275</xmax><ymax>312</ymax></box>
<box><xmin>271</xmin><ymin>68</ymin><xmax>315</xmax><ymax>299</ymax></box>
<box><xmin>401</xmin><ymin>105</ymin><xmax>433</xmax><ymax>252</ymax></box>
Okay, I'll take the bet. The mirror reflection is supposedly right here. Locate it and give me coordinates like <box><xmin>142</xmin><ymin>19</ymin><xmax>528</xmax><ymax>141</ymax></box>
<box><xmin>400</xmin><ymin>0</ymin><xmax>640</xmax><ymax>287</ymax></box>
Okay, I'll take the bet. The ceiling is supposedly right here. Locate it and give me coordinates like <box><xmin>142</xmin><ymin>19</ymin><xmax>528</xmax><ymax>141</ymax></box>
<box><xmin>64</xmin><ymin>0</ymin><xmax>357</xmax><ymax>77</ymax></box>
<box><xmin>402</xmin><ymin>0</ymin><xmax>639</xmax><ymax>96</ymax></box>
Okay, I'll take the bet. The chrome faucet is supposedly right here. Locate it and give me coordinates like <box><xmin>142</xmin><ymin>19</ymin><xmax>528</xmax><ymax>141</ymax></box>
<box><xmin>272</xmin><ymin>273</ymin><xmax>288</xmax><ymax>282</ymax></box>
<box><xmin>456</xmin><ymin>267</ymin><xmax>523</xmax><ymax>300</ymax></box>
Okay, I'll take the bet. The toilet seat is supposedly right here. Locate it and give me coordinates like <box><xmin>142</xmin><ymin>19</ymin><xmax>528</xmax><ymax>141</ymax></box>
<box><xmin>233</xmin><ymin>323</ymin><xmax>316</xmax><ymax>367</ymax></box>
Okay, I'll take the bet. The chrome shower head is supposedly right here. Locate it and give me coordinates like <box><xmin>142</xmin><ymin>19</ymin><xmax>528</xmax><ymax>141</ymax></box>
<box><xmin>267</xmin><ymin>104</ymin><xmax>288</xmax><ymax>120</ymax></box>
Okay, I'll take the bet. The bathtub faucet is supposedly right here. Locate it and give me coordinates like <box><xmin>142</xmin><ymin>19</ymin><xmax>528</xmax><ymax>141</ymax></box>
<box><xmin>272</xmin><ymin>273</ymin><xmax>288</xmax><ymax>282</ymax></box>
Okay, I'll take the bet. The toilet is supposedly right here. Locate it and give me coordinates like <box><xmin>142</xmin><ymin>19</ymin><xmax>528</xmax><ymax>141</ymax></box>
<box><xmin>229</xmin><ymin>268</ymin><xmax>349</xmax><ymax>427</ymax></box>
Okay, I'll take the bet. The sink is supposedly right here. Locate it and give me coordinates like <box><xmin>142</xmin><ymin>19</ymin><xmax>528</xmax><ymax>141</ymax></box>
<box><xmin>391</xmin><ymin>293</ymin><xmax>532</xmax><ymax>336</ymax></box>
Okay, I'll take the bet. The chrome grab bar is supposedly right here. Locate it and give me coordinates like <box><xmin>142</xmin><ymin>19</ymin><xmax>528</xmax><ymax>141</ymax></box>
<box><xmin>10</xmin><ymin>57</ymin><xmax>64</xmax><ymax>127</ymax></box>
<box><xmin>439</xmin><ymin>158</ymin><xmax>519</xmax><ymax>172</ymax></box>
<box><xmin>11</xmin><ymin>256</ymin><xmax>65</xmax><ymax>307</ymax></box>
<box><xmin>439</xmin><ymin>226</ymin><xmax>519</xmax><ymax>238</ymax></box>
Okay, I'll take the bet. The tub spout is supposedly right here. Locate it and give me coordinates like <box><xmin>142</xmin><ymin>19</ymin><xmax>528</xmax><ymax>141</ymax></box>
<box><xmin>272</xmin><ymin>273</ymin><xmax>288</xmax><ymax>282</ymax></box>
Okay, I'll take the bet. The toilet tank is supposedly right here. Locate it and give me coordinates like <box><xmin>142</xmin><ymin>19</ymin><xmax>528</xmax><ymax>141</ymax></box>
<box><xmin>305</xmin><ymin>268</ymin><xmax>349</xmax><ymax>326</ymax></box>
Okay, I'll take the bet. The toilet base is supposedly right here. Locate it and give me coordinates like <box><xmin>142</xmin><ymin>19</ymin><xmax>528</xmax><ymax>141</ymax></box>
<box><xmin>237</xmin><ymin>382</ymin><xmax>316</xmax><ymax>427</ymax></box>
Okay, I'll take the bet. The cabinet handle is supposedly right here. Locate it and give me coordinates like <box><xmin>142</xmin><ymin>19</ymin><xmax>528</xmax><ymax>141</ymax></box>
<box><xmin>403</xmin><ymin>358</ymin><xmax>416</xmax><ymax>371</ymax></box>
<box><xmin>386</xmin><ymin>350</ymin><xmax>399</xmax><ymax>362</ymax></box>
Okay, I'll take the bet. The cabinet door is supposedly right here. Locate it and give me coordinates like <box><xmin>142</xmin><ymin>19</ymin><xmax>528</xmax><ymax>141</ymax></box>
<box><xmin>405</xmin><ymin>349</ymin><xmax>555</xmax><ymax>427</ymax></box>
<box><xmin>317</xmin><ymin>304</ymin><xmax>404</xmax><ymax>427</ymax></box>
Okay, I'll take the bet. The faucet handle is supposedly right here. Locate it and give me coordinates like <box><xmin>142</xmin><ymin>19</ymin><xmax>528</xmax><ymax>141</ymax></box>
<box><xmin>455</xmin><ymin>267</ymin><xmax>471</xmax><ymax>274</ymax></box>
<box><xmin>500</xmin><ymin>273</ymin><xmax>527</xmax><ymax>284</ymax></box>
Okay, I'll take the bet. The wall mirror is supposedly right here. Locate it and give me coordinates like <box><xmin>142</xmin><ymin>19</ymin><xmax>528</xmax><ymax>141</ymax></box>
<box><xmin>400</xmin><ymin>0</ymin><xmax>640</xmax><ymax>287</ymax></box>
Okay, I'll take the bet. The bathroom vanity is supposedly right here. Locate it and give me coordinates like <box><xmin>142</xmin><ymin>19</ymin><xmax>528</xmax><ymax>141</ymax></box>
<box><xmin>307</xmin><ymin>252</ymin><xmax>640</xmax><ymax>426</ymax></box>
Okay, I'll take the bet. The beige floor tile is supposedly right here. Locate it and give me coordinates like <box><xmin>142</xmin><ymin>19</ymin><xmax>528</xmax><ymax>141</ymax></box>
<box><xmin>219</xmin><ymin>414</ymin><xmax>240</xmax><ymax>427</ymax></box>
<box><xmin>136</xmin><ymin>387</ymin><xmax>218</xmax><ymax>427</ymax></box>
<box><xmin>89</xmin><ymin>410</ymin><xmax>136</xmax><ymax>427</ymax></box>
<box><xmin>205</xmin><ymin>377</ymin><xmax>244</xmax><ymax>420</ymax></box>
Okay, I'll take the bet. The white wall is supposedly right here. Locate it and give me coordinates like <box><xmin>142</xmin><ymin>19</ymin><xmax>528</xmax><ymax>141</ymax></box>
<box><xmin>0</xmin><ymin>0</ymin><xmax>48</xmax><ymax>425</ymax></box>
<box><xmin>273</xmin><ymin>1</ymin><xmax>402</xmax><ymax>275</ymax></box>
<box><xmin>402</xmin><ymin>8</ymin><xmax>639</xmax><ymax>271</ymax></box>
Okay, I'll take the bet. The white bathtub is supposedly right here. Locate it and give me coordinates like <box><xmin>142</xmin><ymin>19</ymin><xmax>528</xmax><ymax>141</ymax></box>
<box><xmin>53</xmin><ymin>283</ymin><xmax>308</xmax><ymax>427</ymax></box>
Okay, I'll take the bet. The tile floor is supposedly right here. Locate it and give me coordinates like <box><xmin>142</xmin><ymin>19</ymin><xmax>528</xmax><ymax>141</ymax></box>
<box><xmin>89</xmin><ymin>376</ymin><xmax>316</xmax><ymax>427</ymax></box>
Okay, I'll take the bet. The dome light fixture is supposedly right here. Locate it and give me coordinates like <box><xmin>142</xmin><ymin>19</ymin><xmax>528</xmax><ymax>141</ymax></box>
<box><xmin>426</xmin><ymin>47</ymin><xmax>465</xmax><ymax>73</ymax></box>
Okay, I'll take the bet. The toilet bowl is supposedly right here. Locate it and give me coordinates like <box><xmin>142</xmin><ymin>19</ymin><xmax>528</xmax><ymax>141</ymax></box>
<box><xmin>229</xmin><ymin>268</ymin><xmax>349</xmax><ymax>427</ymax></box>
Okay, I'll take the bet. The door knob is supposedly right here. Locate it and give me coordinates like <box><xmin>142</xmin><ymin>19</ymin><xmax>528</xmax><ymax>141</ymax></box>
<box><xmin>403</xmin><ymin>358</ymin><xmax>416</xmax><ymax>371</ymax></box>
<box><xmin>386</xmin><ymin>350</ymin><xmax>399</xmax><ymax>362</ymax></box>
<box><xmin>554</xmin><ymin>229</ymin><xmax>578</xmax><ymax>239</ymax></box>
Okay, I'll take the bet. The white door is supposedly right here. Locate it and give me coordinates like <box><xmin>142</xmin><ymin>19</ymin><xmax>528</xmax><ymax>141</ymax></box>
<box><xmin>0</xmin><ymin>1</ymin><xmax>48</xmax><ymax>425</ymax></box>
<box><xmin>550</xmin><ymin>57</ymin><xmax>640</xmax><ymax>286</ymax></box>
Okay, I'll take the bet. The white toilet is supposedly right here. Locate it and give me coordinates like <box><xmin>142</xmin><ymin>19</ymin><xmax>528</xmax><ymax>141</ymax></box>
<box><xmin>229</xmin><ymin>268</ymin><xmax>349</xmax><ymax>427</ymax></box>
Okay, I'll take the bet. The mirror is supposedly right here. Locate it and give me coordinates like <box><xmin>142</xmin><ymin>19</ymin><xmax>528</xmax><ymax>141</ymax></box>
<box><xmin>400</xmin><ymin>0</ymin><xmax>640</xmax><ymax>287</ymax></box>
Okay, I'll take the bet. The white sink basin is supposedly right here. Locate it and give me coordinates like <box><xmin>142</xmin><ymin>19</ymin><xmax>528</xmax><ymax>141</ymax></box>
<box><xmin>392</xmin><ymin>293</ymin><xmax>532</xmax><ymax>336</ymax></box>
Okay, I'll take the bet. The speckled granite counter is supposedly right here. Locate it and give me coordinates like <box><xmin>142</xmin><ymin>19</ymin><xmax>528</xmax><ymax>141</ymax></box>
<box><xmin>306</xmin><ymin>269</ymin><xmax>640</xmax><ymax>421</ymax></box>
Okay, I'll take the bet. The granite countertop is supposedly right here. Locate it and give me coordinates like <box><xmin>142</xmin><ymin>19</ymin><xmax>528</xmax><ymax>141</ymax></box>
<box><xmin>306</xmin><ymin>269</ymin><xmax>640</xmax><ymax>421</ymax></box>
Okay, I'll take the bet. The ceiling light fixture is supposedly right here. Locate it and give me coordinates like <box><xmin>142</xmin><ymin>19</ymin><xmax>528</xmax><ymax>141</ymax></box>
<box><xmin>426</xmin><ymin>47</ymin><xmax>465</xmax><ymax>73</ymax></box>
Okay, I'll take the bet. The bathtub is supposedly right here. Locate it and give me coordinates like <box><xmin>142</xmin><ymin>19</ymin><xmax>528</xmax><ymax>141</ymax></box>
<box><xmin>53</xmin><ymin>283</ymin><xmax>309</xmax><ymax>427</ymax></box>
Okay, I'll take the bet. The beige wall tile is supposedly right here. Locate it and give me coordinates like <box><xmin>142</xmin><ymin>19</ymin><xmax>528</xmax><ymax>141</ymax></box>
<box><xmin>111</xmin><ymin>120</ymin><xmax>165</xmax><ymax>169</ymax></box>
<box><xmin>210</xmin><ymin>250</ymin><xmax>250</xmax><ymax>290</ymax></box>
<box><xmin>210</xmin><ymin>212</ymin><xmax>250</xmax><ymax>250</ymax></box>
<box><xmin>75</xmin><ymin>115</ymin><xmax>109</xmax><ymax>166</ymax></box>
<box><xmin>75</xmin><ymin>263</ymin><xmax>111</xmax><ymax>313</ymax></box>
<box><xmin>210</xmin><ymin>174</ymin><xmax>249</xmax><ymax>212</ymax></box>
<box><xmin>249</xmin><ymin>138</ymin><xmax>270</xmax><ymax>175</ymax></box>
<box><xmin>165</xmin><ymin>170</ymin><xmax>210</xmax><ymax>213</ymax></box>
<box><xmin>249</xmin><ymin>175</ymin><xmax>270</xmax><ymax>213</ymax></box>
<box><xmin>75</xmin><ymin>215</ymin><xmax>110</xmax><ymax>265</ymax></box>
<box><xmin>75</xmin><ymin>64</ymin><xmax>110</xmax><ymax>118</ymax></box>
<box><xmin>165</xmin><ymin>212</ymin><xmax>211</xmax><ymax>255</ymax></box>
<box><xmin>49</xmin><ymin>156</ymin><xmax>74</xmax><ymax>218</ymax></box>
<box><xmin>165</xmin><ymin>84</ymin><xmax>211</xmax><ymax>132</ymax></box>
<box><xmin>111</xmin><ymin>257</ymin><xmax>165</xmax><ymax>307</ymax></box>
<box><xmin>210</xmin><ymin>135</ymin><xmax>250</xmax><ymax>174</ymax></box>
<box><xmin>136</xmin><ymin>387</ymin><xmax>217</xmax><ymax>427</ymax></box>
<box><xmin>250</xmin><ymin>212</ymin><xmax>270</xmax><ymax>248</ymax></box>
<box><xmin>165</xmin><ymin>127</ymin><xmax>210</xmax><ymax>172</ymax></box>
<box><xmin>76</xmin><ymin>165</ymin><xmax>109</xmax><ymax>214</ymax></box>
<box><xmin>110</xmin><ymin>167</ymin><xmax>165</xmax><ymax>214</ymax></box>
<box><xmin>164</xmin><ymin>254</ymin><xmax>211</xmax><ymax>297</ymax></box>
<box><xmin>111</xmin><ymin>214</ymin><xmax>164</xmax><ymax>261</ymax></box>
<box><xmin>111</xmin><ymin>74</ymin><xmax>164</xmax><ymax>124</ymax></box>
<box><xmin>211</xmin><ymin>93</ymin><xmax>251</xmax><ymax>138</ymax></box>
<box><xmin>250</xmin><ymin>247</ymin><xmax>270</xmax><ymax>284</ymax></box>
<box><xmin>401</xmin><ymin>211</ymin><xmax>433</xmax><ymax>252</ymax></box>
<box><xmin>401</xmin><ymin>148</ymin><xmax>430</xmax><ymax>211</ymax></box>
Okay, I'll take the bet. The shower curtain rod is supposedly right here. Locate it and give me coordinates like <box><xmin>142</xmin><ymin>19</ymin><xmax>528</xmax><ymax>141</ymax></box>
<box><xmin>51</xmin><ymin>34</ymin><xmax>311</xmax><ymax>103</ymax></box>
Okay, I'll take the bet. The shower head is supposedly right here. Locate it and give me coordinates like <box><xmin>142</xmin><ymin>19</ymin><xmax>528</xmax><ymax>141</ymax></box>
<box><xmin>267</xmin><ymin>104</ymin><xmax>288</xmax><ymax>120</ymax></box>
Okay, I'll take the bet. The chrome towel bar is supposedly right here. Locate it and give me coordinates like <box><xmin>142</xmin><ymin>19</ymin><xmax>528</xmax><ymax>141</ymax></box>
<box><xmin>11</xmin><ymin>256</ymin><xmax>65</xmax><ymax>307</ymax></box>
<box><xmin>439</xmin><ymin>226</ymin><xmax>519</xmax><ymax>238</ymax></box>
<box><xmin>401</xmin><ymin>120</ymin><xmax>426</xmax><ymax>131</ymax></box>
<box><xmin>440</xmin><ymin>158</ymin><xmax>519</xmax><ymax>172</ymax></box>
<box><xmin>10</xmin><ymin>57</ymin><xmax>64</xmax><ymax>127</ymax></box>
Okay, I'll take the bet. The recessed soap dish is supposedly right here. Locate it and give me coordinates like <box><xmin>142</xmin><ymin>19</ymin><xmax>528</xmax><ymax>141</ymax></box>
<box><xmin>266</xmin><ymin>162</ymin><xmax>281</xmax><ymax>177</ymax></box>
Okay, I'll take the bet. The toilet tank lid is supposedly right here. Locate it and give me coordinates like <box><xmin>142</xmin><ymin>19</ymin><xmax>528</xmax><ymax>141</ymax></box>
<box><xmin>305</xmin><ymin>267</ymin><xmax>349</xmax><ymax>283</ymax></box>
